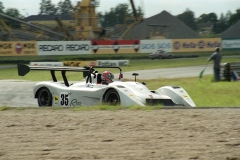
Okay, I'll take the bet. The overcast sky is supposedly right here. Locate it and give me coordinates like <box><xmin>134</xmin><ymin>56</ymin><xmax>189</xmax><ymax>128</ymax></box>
<box><xmin>1</xmin><ymin>0</ymin><xmax>240</xmax><ymax>18</ymax></box>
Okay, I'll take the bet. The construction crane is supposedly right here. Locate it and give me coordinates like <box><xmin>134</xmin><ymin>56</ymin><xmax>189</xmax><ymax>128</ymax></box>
<box><xmin>118</xmin><ymin>0</ymin><xmax>143</xmax><ymax>39</ymax></box>
<box><xmin>55</xmin><ymin>16</ymin><xmax>74</xmax><ymax>40</ymax></box>
<box><xmin>74</xmin><ymin>0</ymin><xmax>101</xmax><ymax>40</ymax></box>
<box><xmin>98</xmin><ymin>0</ymin><xmax>143</xmax><ymax>40</ymax></box>
<box><xmin>129</xmin><ymin>0</ymin><xmax>138</xmax><ymax>21</ymax></box>
<box><xmin>0</xmin><ymin>12</ymin><xmax>66</xmax><ymax>40</ymax></box>
<box><xmin>0</xmin><ymin>19</ymin><xmax>19</xmax><ymax>40</ymax></box>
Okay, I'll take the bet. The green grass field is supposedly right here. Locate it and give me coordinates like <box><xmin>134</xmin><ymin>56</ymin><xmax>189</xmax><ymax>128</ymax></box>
<box><xmin>0</xmin><ymin>56</ymin><xmax>240</xmax><ymax>107</ymax></box>
<box><xmin>1</xmin><ymin>57</ymin><xmax>240</xmax><ymax>81</ymax></box>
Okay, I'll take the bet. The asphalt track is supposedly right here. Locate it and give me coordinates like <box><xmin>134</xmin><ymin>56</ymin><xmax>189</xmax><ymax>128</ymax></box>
<box><xmin>122</xmin><ymin>64</ymin><xmax>213</xmax><ymax>79</ymax></box>
<box><xmin>0</xmin><ymin>65</ymin><xmax>213</xmax><ymax>107</ymax></box>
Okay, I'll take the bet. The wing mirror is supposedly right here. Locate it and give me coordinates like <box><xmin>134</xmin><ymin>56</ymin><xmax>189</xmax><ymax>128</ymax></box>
<box><xmin>132</xmin><ymin>73</ymin><xmax>138</xmax><ymax>82</ymax></box>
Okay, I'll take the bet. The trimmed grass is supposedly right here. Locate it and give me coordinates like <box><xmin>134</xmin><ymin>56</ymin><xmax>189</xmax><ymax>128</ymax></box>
<box><xmin>0</xmin><ymin>57</ymin><xmax>240</xmax><ymax>107</ymax></box>
<box><xmin>1</xmin><ymin>57</ymin><xmax>240</xmax><ymax>81</ymax></box>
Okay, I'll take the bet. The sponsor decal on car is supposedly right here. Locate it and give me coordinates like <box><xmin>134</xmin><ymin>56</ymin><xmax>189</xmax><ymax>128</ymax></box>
<box><xmin>86</xmin><ymin>84</ymin><xmax>94</xmax><ymax>88</ymax></box>
<box><xmin>70</xmin><ymin>99</ymin><xmax>82</xmax><ymax>106</ymax></box>
<box><xmin>54</xmin><ymin>96</ymin><xmax>59</xmax><ymax>105</ymax></box>
<box><xmin>129</xmin><ymin>94</ymin><xmax>135</xmax><ymax>97</ymax></box>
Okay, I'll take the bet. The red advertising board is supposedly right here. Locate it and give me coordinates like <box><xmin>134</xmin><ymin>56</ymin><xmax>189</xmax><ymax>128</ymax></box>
<box><xmin>91</xmin><ymin>40</ymin><xmax>140</xmax><ymax>54</ymax></box>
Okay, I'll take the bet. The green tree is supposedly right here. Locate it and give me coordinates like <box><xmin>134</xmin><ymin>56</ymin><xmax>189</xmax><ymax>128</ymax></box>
<box><xmin>57</xmin><ymin>0</ymin><xmax>73</xmax><ymax>15</ymax></box>
<box><xmin>98</xmin><ymin>3</ymin><xmax>143</xmax><ymax>28</ymax></box>
<box><xmin>212</xmin><ymin>13</ymin><xmax>229</xmax><ymax>34</ymax></box>
<box><xmin>177</xmin><ymin>9</ymin><xmax>197</xmax><ymax>31</ymax></box>
<box><xmin>197</xmin><ymin>12</ymin><xmax>218</xmax><ymax>24</ymax></box>
<box><xmin>229</xmin><ymin>9</ymin><xmax>240</xmax><ymax>26</ymax></box>
<box><xmin>39</xmin><ymin>0</ymin><xmax>57</xmax><ymax>15</ymax></box>
<box><xmin>0</xmin><ymin>2</ymin><xmax>4</xmax><ymax>13</ymax></box>
<box><xmin>4</xmin><ymin>8</ymin><xmax>22</xmax><ymax>28</ymax></box>
<box><xmin>136</xmin><ymin>6</ymin><xmax>144</xmax><ymax>19</ymax></box>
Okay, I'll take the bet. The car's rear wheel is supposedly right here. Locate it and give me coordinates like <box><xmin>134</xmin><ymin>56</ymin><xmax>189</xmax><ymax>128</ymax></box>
<box><xmin>37</xmin><ymin>87</ymin><xmax>52</xmax><ymax>107</ymax></box>
<box><xmin>103</xmin><ymin>89</ymin><xmax>120</xmax><ymax>105</ymax></box>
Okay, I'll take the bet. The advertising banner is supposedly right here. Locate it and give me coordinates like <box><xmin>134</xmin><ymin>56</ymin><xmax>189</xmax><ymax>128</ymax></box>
<box><xmin>30</xmin><ymin>62</ymin><xmax>63</xmax><ymax>66</ymax></box>
<box><xmin>63</xmin><ymin>61</ymin><xmax>97</xmax><ymax>67</ymax></box>
<box><xmin>140</xmin><ymin>39</ymin><xmax>172</xmax><ymax>53</ymax></box>
<box><xmin>97</xmin><ymin>60</ymin><xmax>129</xmax><ymax>67</ymax></box>
<box><xmin>222</xmin><ymin>39</ymin><xmax>240</xmax><ymax>49</ymax></box>
<box><xmin>0</xmin><ymin>41</ymin><xmax>37</xmax><ymax>56</ymax></box>
<box><xmin>38</xmin><ymin>41</ymin><xmax>91</xmax><ymax>55</ymax></box>
<box><xmin>91</xmin><ymin>40</ymin><xmax>140</xmax><ymax>54</ymax></box>
<box><xmin>172</xmin><ymin>38</ymin><xmax>221</xmax><ymax>52</ymax></box>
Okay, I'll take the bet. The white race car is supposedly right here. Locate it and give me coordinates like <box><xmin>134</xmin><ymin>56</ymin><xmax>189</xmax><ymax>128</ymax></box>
<box><xmin>18</xmin><ymin>64</ymin><xmax>196</xmax><ymax>107</ymax></box>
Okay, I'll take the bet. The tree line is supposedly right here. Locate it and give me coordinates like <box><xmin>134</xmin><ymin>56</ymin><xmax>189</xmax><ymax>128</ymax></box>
<box><xmin>177</xmin><ymin>8</ymin><xmax>240</xmax><ymax>34</ymax></box>
<box><xmin>0</xmin><ymin>0</ymin><xmax>73</xmax><ymax>28</ymax></box>
<box><xmin>0</xmin><ymin>0</ymin><xmax>239</xmax><ymax>34</ymax></box>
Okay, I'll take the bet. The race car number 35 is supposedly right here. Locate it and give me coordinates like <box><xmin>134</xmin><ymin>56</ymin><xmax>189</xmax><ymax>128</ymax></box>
<box><xmin>60</xmin><ymin>93</ymin><xmax>69</xmax><ymax>106</ymax></box>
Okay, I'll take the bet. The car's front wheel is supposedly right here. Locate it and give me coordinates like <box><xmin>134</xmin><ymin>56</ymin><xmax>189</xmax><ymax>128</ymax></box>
<box><xmin>103</xmin><ymin>89</ymin><xmax>120</xmax><ymax>105</ymax></box>
<box><xmin>37</xmin><ymin>87</ymin><xmax>52</xmax><ymax>107</ymax></box>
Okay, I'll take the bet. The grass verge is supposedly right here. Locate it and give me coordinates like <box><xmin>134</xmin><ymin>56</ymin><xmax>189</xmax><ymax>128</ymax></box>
<box><xmin>1</xmin><ymin>57</ymin><xmax>240</xmax><ymax>108</ymax></box>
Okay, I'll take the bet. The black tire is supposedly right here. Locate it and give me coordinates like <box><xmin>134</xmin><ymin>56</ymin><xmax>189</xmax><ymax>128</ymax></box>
<box><xmin>103</xmin><ymin>89</ymin><xmax>120</xmax><ymax>105</ymax></box>
<box><xmin>37</xmin><ymin>87</ymin><xmax>52</xmax><ymax>107</ymax></box>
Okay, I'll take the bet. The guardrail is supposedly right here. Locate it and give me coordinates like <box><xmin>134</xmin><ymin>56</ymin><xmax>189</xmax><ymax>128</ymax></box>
<box><xmin>220</xmin><ymin>63</ymin><xmax>231</xmax><ymax>81</ymax></box>
<box><xmin>221</xmin><ymin>62</ymin><xmax>240</xmax><ymax>81</ymax></box>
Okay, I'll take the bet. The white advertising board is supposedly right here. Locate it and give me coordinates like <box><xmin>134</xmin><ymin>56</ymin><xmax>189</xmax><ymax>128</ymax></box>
<box><xmin>97</xmin><ymin>60</ymin><xmax>129</xmax><ymax>67</ymax></box>
<box><xmin>38</xmin><ymin>41</ymin><xmax>91</xmax><ymax>55</ymax></box>
<box><xmin>30</xmin><ymin>62</ymin><xmax>63</xmax><ymax>66</ymax></box>
<box><xmin>222</xmin><ymin>39</ymin><xmax>240</xmax><ymax>49</ymax></box>
<box><xmin>140</xmin><ymin>39</ymin><xmax>172</xmax><ymax>53</ymax></box>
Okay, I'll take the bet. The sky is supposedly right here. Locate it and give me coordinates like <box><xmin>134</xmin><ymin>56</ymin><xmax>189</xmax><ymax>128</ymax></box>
<box><xmin>1</xmin><ymin>0</ymin><xmax>240</xmax><ymax>19</ymax></box>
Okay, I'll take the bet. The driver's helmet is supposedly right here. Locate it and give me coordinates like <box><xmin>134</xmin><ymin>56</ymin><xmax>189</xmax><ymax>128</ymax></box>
<box><xmin>101</xmin><ymin>71</ymin><xmax>114</xmax><ymax>83</ymax></box>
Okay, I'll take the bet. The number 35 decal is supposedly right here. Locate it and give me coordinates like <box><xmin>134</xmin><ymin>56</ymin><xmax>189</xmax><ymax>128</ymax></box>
<box><xmin>60</xmin><ymin>93</ymin><xmax>69</xmax><ymax>106</ymax></box>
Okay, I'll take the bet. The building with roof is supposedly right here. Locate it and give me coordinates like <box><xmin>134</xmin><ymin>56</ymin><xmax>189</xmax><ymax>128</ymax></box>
<box><xmin>197</xmin><ymin>21</ymin><xmax>213</xmax><ymax>35</ymax></box>
<box><xmin>220</xmin><ymin>19</ymin><xmax>240</xmax><ymax>39</ymax></box>
<box><xmin>106</xmin><ymin>11</ymin><xmax>200</xmax><ymax>40</ymax></box>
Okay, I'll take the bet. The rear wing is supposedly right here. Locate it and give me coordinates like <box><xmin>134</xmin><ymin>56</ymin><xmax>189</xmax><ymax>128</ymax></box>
<box><xmin>17</xmin><ymin>64</ymin><xmax>89</xmax><ymax>87</ymax></box>
<box><xmin>17</xmin><ymin>64</ymin><xmax>124</xmax><ymax>87</ymax></box>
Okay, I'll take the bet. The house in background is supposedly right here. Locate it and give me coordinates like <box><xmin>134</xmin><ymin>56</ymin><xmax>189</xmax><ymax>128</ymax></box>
<box><xmin>197</xmin><ymin>21</ymin><xmax>214</xmax><ymax>35</ymax></box>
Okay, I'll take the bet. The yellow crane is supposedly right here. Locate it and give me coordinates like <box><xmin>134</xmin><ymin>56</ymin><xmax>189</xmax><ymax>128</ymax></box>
<box><xmin>0</xmin><ymin>19</ymin><xmax>19</xmax><ymax>40</ymax></box>
<box><xmin>55</xmin><ymin>16</ymin><xmax>74</xmax><ymax>40</ymax></box>
<box><xmin>75</xmin><ymin>0</ymin><xmax>101</xmax><ymax>40</ymax></box>
<box><xmin>74</xmin><ymin>0</ymin><xmax>143</xmax><ymax>40</ymax></box>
